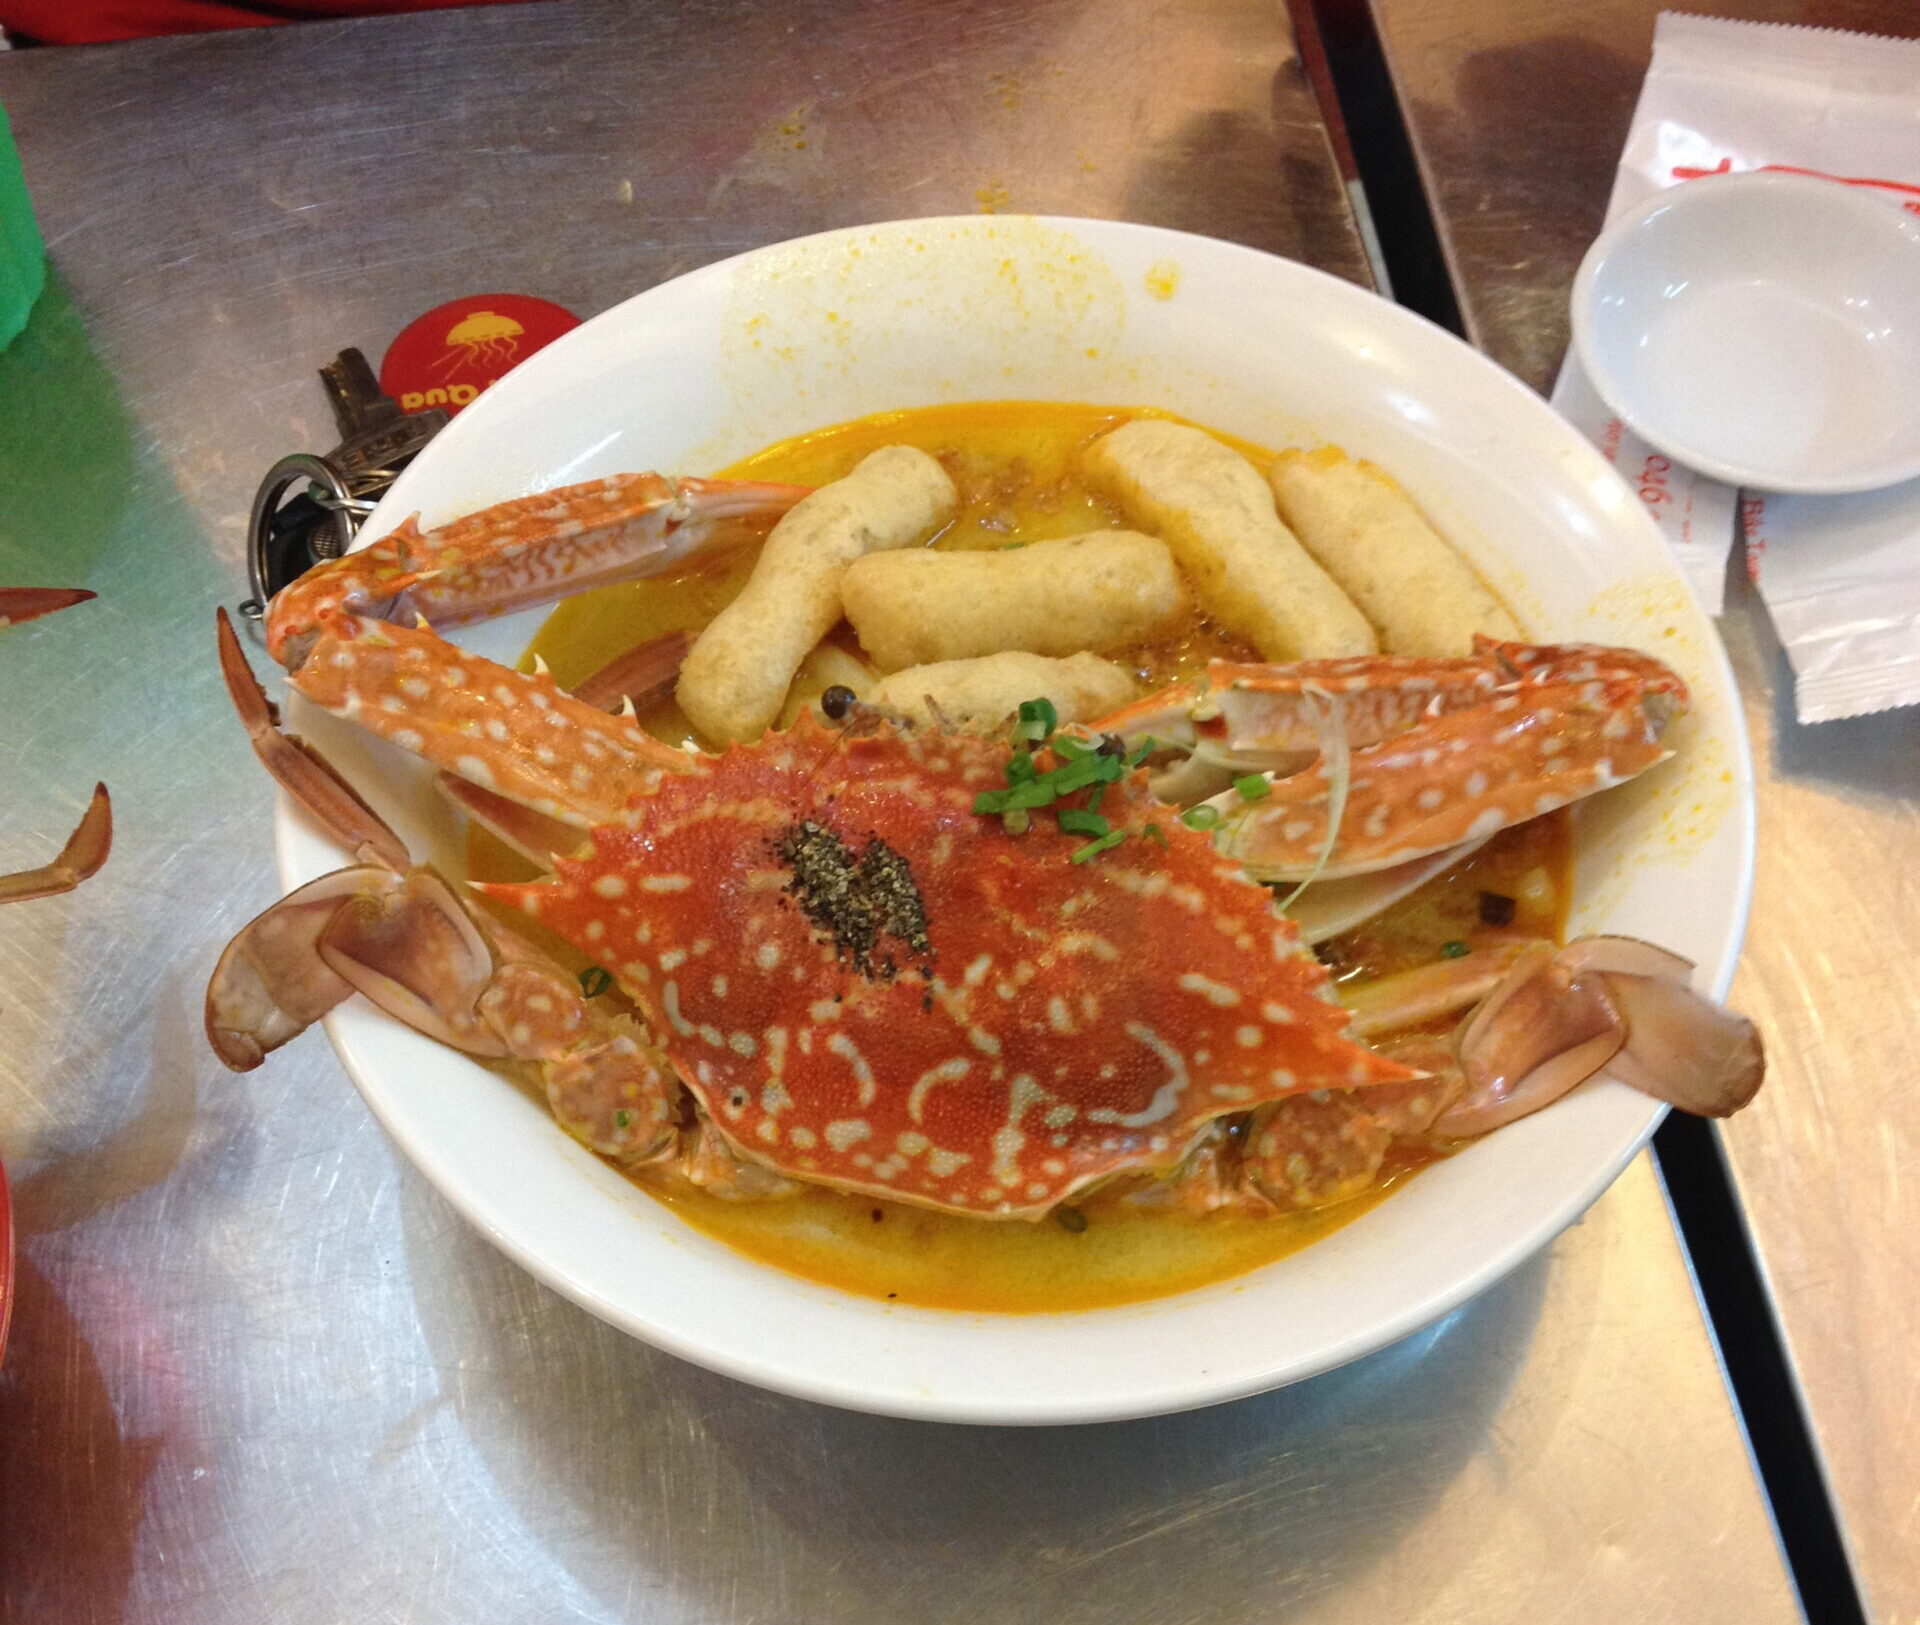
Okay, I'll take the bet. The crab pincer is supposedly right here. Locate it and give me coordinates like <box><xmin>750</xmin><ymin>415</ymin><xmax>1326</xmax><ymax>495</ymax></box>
<box><xmin>263</xmin><ymin>472</ymin><xmax>811</xmax><ymax>669</ymax></box>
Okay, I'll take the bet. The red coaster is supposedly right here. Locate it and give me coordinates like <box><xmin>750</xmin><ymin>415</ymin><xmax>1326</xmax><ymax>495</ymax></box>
<box><xmin>379</xmin><ymin>293</ymin><xmax>581</xmax><ymax>416</ymax></box>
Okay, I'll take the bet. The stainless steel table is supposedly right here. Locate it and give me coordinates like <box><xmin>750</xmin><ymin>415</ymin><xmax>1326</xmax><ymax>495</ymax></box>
<box><xmin>1366</xmin><ymin>2</ymin><xmax>1920</xmax><ymax>1619</ymax></box>
<box><xmin>0</xmin><ymin>6</ymin><xmax>1795</xmax><ymax>1621</ymax></box>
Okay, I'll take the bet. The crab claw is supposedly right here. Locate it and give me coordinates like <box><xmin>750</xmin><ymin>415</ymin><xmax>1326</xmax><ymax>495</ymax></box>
<box><xmin>1479</xmin><ymin>636</ymin><xmax>1690</xmax><ymax>707</ymax></box>
<box><xmin>0</xmin><ymin>587</ymin><xmax>96</xmax><ymax>628</ymax></box>
<box><xmin>1437</xmin><ymin>935</ymin><xmax>1763</xmax><ymax>1135</ymax></box>
<box><xmin>264</xmin><ymin>472</ymin><xmax>811</xmax><ymax>670</ymax></box>
<box><xmin>287</xmin><ymin>609</ymin><xmax>696</xmax><ymax>827</ymax></box>
<box><xmin>1217</xmin><ymin>676</ymin><xmax>1681</xmax><ymax>882</ymax></box>
<box><xmin>1285</xmin><ymin>837</ymin><xmax>1493</xmax><ymax>944</ymax></box>
<box><xmin>1094</xmin><ymin>655</ymin><xmax>1503</xmax><ymax>804</ymax></box>
<box><xmin>1197</xmin><ymin>655</ymin><xmax>1502</xmax><ymax>763</ymax></box>
<box><xmin>0</xmin><ymin>784</ymin><xmax>113</xmax><ymax>906</ymax></box>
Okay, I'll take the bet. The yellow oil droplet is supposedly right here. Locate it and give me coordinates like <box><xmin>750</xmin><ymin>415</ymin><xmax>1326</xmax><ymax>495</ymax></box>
<box><xmin>975</xmin><ymin>181</ymin><xmax>1011</xmax><ymax>214</ymax></box>
<box><xmin>1145</xmin><ymin>260</ymin><xmax>1181</xmax><ymax>300</ymax></box>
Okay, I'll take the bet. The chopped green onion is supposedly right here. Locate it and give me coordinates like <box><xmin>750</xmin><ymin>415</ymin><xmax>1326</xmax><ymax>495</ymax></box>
<box><xmin>1143</xmin><ymin>822</ymin><xmax>1168</xmax><ymax>847</ymax></box>
<box><xmin>614</xmin><ymin>1109</ymin><xmax>632</xmax><ymax>1130</ymax></box>
<box><xmin>1015</xmin><ymin>696</ymin><xmax>1057</xmax><ymax>742</ymax></box>
<box><xmin>1003</xmin><ymin>808</ymin><xmax>1031</xmax><ymax>835</ymax></box>
<box><xmin>1052</xmin><ymin>733</ymin><xmax>1094</xmax><ymax>761</ymax></box>
<box><xmin>1440</xmin><ymin>940</ymin><xmax>1471</xmax><ymax>959</ymax></box>
<box><xmin>1127</xmin><ymin>737</ymin><xmax>1157</xmax><ymax>768</ymax></box>
<box><xmin>1006</xmin><ymin>749</ymin><xmax>1037</xmax><ymax>784</ymax></box>
<box><xmin>578</xmin><ymin>966</ymin><xmax>613</xmax><ymax>998</ymax></box>
<box><xmin>974</xmin><ymin>779</ymin><xmax>1060</xmax><ymax>814</ymax></box>
<box><xmin>1057</xmin><ymin>809</ymin><xmax>1110</xmax><ymax>838</ymax></box>
<box><xmin>1232</xmin><ymin>773</ymin><xmax>1272</xmax><ymax>801</ymax></box>
<box><xmin>1181</xmin><ymin>804</ymin><xmax>1221</xmax><ymax>831</ymax></box>
<box><xmin>1046</xmin><ymin>757</ymin><xmax>1106</xmax><ymax>796</ymax></box>
<box><xmin>1069</xmin><ymin>828</ymin><xmax>1130</xmax><ymax>865</ymax></box>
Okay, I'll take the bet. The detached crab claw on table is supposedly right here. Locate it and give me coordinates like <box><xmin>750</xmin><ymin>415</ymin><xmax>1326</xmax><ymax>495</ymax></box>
<box><xmin>206</xmin><ymin>466</ymin><xmax>1764</xmax><ymax>1220</ymax></box>
<box><xmin>0</xmin><ymin>784</ymin><xmax>113</xmax><ymax>906</ymax></box>
<box><xmin>2</xmin><ymin>589</ymin><xmax>113</xmax><ymax>905</ymax></box>
<box><xmin>0</xmin><ymin>587</ymin><xmax>97</xmax><ymax>629</ymax></box>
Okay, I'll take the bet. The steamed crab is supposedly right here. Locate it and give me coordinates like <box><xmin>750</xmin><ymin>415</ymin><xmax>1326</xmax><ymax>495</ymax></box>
<box><xmin>205</xmin><ymin>472</ymin><xmax>1762</xmax><ymax>1218</ymax></box>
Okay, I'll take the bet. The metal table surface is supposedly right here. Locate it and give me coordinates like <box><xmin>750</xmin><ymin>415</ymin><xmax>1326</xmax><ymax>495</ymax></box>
<box><xmin>0</xmin><ymin>5</ymin><xmax>1795</xmax><ymax>1622</ymax></box>
<box><xmin>1365</xmin><ymin>2</ymin><xmax>1920</xmax><ymax>1619</ymax></box>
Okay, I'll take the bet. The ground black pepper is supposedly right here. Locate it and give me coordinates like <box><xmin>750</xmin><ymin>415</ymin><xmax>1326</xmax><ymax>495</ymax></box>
<box><xmin>774</xmin><ymin>819</ymin><xmax>933</xmax><ymax>982</ymax></box>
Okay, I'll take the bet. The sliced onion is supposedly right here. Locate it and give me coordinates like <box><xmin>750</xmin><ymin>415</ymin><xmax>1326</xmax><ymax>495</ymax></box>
<box><xmin>1276</xmin><ymin>688</ymin><xmax>1352</xmax><ymax>914</ymax></box>
<box><xmin>1288</xmin><ymin>836</ymin><xmax>1491</xmax><ymax>944</ymax></box>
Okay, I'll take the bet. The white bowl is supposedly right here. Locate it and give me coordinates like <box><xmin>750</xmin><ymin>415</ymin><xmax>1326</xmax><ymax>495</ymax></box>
<box><xmin>1572</xmin><ymin>171</ymin><xmax>1920</xmax><ymax>494</ymax></box>
<box><xmin>277</xmin><ymin>216</ymin><xmax>1754</xmax><ymax>1423</ymax></box>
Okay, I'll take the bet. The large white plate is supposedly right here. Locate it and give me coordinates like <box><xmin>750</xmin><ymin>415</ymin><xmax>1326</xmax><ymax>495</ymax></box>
<box><xmin>276</xmin><ymin>217</ymin><xmax>1754</xmax><ymax>1424</ymax></box>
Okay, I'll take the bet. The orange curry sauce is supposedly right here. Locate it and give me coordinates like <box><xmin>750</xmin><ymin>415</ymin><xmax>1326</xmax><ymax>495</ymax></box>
<box><xmin>471</xmin><ymin>402</ymin><xmax>1571</xmax><ymax>1313</ymax></box>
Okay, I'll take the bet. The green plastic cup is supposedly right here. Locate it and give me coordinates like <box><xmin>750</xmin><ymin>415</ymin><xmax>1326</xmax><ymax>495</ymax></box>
<box><xmin>0</xmin><ymin>99</ymin><xmax>46</xmax><ymax>351</ymax></box>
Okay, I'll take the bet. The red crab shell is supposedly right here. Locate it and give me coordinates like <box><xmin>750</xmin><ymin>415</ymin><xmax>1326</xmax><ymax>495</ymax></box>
<box><xmin>481</xmin><ymin>717</ymin><xmax>1410</xmax><ymax>1216</ymax></box>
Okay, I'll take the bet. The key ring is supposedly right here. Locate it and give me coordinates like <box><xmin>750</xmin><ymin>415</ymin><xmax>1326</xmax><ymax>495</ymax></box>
<box><xmin>239</xmin><ymin>453</ymin><xmax>361</xmax><ymax>621</ymax></box>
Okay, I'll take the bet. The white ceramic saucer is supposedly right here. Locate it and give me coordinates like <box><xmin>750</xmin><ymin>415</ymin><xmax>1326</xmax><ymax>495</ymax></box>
<box><xmin>1573</xmin><ymin>171</ymin><xmax>1920</xmax><ymax>494</ymax></box>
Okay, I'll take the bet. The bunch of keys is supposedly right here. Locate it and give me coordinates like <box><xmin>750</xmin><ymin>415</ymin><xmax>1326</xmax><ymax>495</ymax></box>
<box><xmin>238</xmin><ymin>349</ymin><xmax>448</xmax><ymax>620</ymax></box>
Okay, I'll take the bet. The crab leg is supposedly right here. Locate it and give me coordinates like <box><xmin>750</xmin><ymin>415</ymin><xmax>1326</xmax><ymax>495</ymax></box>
<box><xmin>1185</xmin><ymin>933</ymin><xmax>1761</xmax><ymax>1212</ymax></box>
<box><xmin>218</xmin><ymin>607</ymin><xmax>411</xmax><ymax>870</ymax></box>
<box><xmin>1479</xmin><ymin>636</ymin><xmax>1690</xmax><ymax>704</ymax></box>
<box><xmin>264</xmin><ymin>472</ymin><xmax>810</xmax><ymax>668</ymax></box>
<box><xmin>1215</xmin><ymin>676</ymin><xmax>1679</xmax><ymax>882</ymax></box>
<box><xmin>568</xmin><ymin>629</ymin><xmax>692</xmax><ymax>713</ymax></box>
<box><xmin>1198</xmin><ymin>656</ymin><xmax>1501</xmax><ymax>761</ymax></box>
<box><xmin>437</xmin><ymin>774</ymin><xmax>586</xmax><ymax>866</ymax></box>
<box><xmin>207</xmin><ymin>615</ymin><xmax>682</xmax><ymax>1166</ymax></box>
<box><xmin>1096</xmin><ymin>655</ymin><xmax>1502</xmax><ymax>770</ymax></box>
<box><xmin>288</xmin><ymin>610</ymin><xmax>697</xmax><ymax>827</ymax></box>
<box><xmin>0</xmin><ymin>784</ymin><xmax>113</xmax><ymax>905</ymax></box>
<box><xmin>0</xmin><ymin>587</ymin><xmax>95</xmax><ymax>629</ymax></box>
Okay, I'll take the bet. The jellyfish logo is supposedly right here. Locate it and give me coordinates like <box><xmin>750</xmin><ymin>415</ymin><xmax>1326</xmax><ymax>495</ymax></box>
<box><xmin>435</xmin><ymin>310</ymin><xmax>526</xmax><ymax>378</ymax></box>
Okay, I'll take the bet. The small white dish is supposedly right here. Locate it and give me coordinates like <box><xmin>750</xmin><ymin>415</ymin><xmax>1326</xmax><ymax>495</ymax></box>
<box><xmin>1572</xmin><ymin>170</ymin><xmax>1920</xmax><ymax>494</ymax></box>
<box><xmin>276</xmin><ymin>217</ymin><xmax>1754</xmax><ymax>1422</ymax></box>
